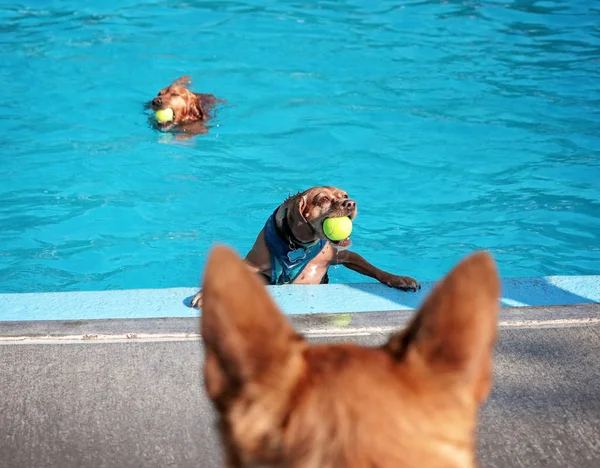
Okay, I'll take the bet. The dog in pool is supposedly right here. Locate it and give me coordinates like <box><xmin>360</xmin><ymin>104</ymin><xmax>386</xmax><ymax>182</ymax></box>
<box><xmin>190</xmin><ymin>186</ymin><xmax>420</xmax><ymax>309</ymax></box>
<box><xmin>148</xmin><ymin>76</ymin><xmax>222</xmax><ymax>136</ymax></box>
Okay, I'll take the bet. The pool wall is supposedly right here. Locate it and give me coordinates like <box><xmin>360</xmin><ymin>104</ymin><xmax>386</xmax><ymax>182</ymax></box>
<box><xmin>1</xmin><ymin>275</ymin><xmax>599</xmax><ymax>323</ymax></box>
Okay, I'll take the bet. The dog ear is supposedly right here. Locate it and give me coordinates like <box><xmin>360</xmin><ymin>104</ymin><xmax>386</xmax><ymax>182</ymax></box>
<box><xmin>298</xmin><ymin>195</ymin><xmax>308</xmax><ymax>218</ymax></box>
<box><xmin>189</xmin><ymin>94</ymin><xmax>205</xmax><ymax>121</ymax></box>
<box><xmin>289</xmin><ymin>195</ymin><xmax>316</xmax><ymax>242</ymax></box>
<box><xmin>171</xmin><ymin>75</ymin><xmax>192</xmax><ymax>88</ymax></box>
<box><xmin>384</xmin><ymin>251</ymin><xmax>500</xmax><ymax>402</ymax></box>
<box><xmin>201</xmin><ymin>245</ymin><xmax>305</xmax><ymax>410</ymax></box>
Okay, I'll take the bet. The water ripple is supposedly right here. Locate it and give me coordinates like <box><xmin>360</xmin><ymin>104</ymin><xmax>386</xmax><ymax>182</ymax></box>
<box><xmin>1</xmin><ymin>0</ymin><xmax>599</xmax><ymax>292</ymax></box>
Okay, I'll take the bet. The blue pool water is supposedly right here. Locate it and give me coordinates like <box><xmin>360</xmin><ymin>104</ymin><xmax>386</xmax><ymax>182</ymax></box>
<box><xmin>1</xmin><ymin>0</ymin><xmax>599</xmax><ymax>294</ymax></box>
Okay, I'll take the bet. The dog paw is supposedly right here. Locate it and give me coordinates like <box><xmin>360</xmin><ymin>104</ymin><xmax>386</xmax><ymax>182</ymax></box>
<box><xmin>190</xmin><ymin>291</ymin><xmax>203</xmax><ymax>309</ymax></box>
<box><xmin>381</xmin><ymin>275</ymin><xmax>421</xmax><ymax>292</ymax></box>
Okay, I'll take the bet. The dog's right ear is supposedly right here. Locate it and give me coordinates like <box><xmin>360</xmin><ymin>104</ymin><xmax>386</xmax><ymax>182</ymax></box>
<box><xmin>171</xmin><ymin>75</ymin><xmax>192</xmax><ymax>88</ymax></box>
<box><xmin>384</xmin><ymin>251</ymin><xmax>500</xmax><ymax>403</ymax></box>
<box><xmin>201</xmin><ymin>245</ymin><xmax>305</xmax><ymax>410</ymax></box>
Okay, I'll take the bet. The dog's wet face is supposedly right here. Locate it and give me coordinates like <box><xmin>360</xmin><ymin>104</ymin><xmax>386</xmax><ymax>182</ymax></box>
<box><xmin>151</xmin><ymin>85</ymin><xmax>203</xmax><ymax>128</ymax></box>
<box><xmin>298</xmin><ymin>186</ymin><xmax>357</xmax><ymax>248</ymax></box>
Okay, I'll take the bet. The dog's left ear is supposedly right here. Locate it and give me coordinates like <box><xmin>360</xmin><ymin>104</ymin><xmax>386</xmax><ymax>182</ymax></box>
<box><xmin>189</xmin><ymin>95</ymin><xmax>205</xmax><ymax>121</ymax></box>
<box><xmin>171</xmin><ymin>75</ymin><xmax>192</xmax><ymax>87</ymax></box>
<box><xmin>201</xmin><ymin>245</ymin><xmax>306</xmax><ymax>411</ymax></box>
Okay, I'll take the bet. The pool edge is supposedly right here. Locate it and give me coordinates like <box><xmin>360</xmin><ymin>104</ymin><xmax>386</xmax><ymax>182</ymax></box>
<box><xmin>2</xmin><ymin>274</ymin><xmax>600</xmax><ymax>322</ymax></box>
<box><xmin>2</xmin><ymin>303</ymin><xmax>599</xmax><ymax>342</ymax></box>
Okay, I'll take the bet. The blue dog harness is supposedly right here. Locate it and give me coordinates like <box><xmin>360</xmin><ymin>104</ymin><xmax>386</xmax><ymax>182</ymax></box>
<box><xmin>263</xmin><ymin>208</ymin><xmax>327</xmax><ymax>285</ymax></box>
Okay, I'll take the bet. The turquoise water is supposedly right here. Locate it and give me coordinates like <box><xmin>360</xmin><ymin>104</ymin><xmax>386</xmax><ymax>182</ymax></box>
<box><xmin>1</xmin><ymin>0</ymin><xmax>599</xmax><ymax>293</ymax></box>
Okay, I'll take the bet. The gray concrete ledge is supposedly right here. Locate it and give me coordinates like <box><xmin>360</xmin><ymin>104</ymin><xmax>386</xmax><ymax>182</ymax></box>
<box><xmin>1</xmin><ymin>303</ymin><xmax>599</xmax><ymax>342</ymax></box>
<box><xmin>1</xmin><ymin>325</ymin><xmax>599</xmax><ymax>468</ymax></box>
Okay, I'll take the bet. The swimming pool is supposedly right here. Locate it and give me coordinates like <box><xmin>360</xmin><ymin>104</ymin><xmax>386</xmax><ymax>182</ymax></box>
<box><xmin>1</xmin><ymin>0</ymin><xmax>599</xmax><ymax>294</ymax></box>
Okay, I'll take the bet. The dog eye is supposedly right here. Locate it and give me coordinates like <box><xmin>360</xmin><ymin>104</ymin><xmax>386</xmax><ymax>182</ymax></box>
<box><xmin>342</xmin><ymin>194</ymin><xmax>348</xmax><ymax>199</ymax></box>
<box><xmin>320</xmin><ymin>197</ymin><xmax>330</xmax><ymax>204</ymax></box>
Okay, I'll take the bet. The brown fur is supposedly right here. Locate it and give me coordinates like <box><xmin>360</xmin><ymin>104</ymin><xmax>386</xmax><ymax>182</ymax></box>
<box><xmin>191</xmin><ymin>186</ymin><xmax>420</xmax><ymax>309</ymax></box>
<box><xmin>149</xmin><ymin>76</ymin><xmax>221</xmax><ymax>136</ymax></box>
<box><xmin>201</xmin><ymin>246</ymin><xmax>500</xmax><ymax>467</ymax></box>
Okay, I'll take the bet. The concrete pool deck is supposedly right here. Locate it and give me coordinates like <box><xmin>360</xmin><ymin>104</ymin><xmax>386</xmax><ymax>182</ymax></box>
<box><xmin>1</xmin><ymin>310</ymin><xmax>599</xmax><ymax>468</ymax></box>
<box><xmin>1</xmin><ymin>276</ymin><xmax>599</xmax><ymax>467</ymax></box>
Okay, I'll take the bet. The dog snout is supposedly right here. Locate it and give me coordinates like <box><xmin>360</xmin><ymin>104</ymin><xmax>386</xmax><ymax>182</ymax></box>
<box><xmin>342</xmin><ymin>199</ymin><xmax>356</xmax><ymax>211</ymax></box>
<box><xmin>152</xmin><ymin>97</ymin><xmax>162</xmax><ymax>107</ymax></box>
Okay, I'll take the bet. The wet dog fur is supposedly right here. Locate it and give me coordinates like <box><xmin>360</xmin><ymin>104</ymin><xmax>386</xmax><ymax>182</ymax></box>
<box><xmin>200</xmin><ymin>246</ymin><xmax>500</xmax><ymax>467</ymax></box>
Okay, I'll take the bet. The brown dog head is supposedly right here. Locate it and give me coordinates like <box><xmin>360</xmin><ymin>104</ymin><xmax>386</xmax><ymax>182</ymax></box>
<box><xmin>151</xmin><ymin>76</ymin><xmax>204</xmax><ymax>128</ymax></box>
<box><xmin>282</xmin><ymin>186</ymin><xmax>357</xmax><ymax>247</ymax></box>
<box><xmin>201</xmin><ymin>246</ymin><xmax>500</xmax><ymax>468</ymax></box>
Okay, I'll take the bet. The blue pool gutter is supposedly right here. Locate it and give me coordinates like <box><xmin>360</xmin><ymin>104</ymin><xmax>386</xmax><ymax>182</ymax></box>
<box><xmin>1</xmin><ymin>275</ymin><xmax>599</xmax><ymax>323</ymax></box>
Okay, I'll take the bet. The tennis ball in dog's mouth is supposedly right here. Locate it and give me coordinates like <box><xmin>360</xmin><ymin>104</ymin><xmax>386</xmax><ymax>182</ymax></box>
<box><xmin>155</xmin><ymin>108</ymin><xmax>174</xmax><ymax>123</ymax></box>
<box><xmin>323</xmin><ymin>217</ymin><xmax>353</xmax><ymax>241</ymax></box>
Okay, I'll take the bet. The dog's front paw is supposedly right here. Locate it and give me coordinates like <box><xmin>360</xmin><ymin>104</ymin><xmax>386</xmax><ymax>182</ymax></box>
<box><xmin>381</xmin><ymin>275</ymin><xmax>421</xmax><ymax>292</ymax></box>
<box><xmin>190</xmin><ymin>291</ymin><xmax>203</xmax><ymax>309</ymax></box>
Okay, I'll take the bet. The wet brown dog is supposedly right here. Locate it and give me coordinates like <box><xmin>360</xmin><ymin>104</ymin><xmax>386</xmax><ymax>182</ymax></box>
<box><xmin>201</xmin><ymin>246</ymin><xmax>500</xmax><ymax>467</ymax></box>
<box><xmin>190</xmin><ymin>186</ymin><xmax>420</xmax><ymax>309</ymax></box>
<box><xmin>149</xmin><ymin>76</ymin><xmax>221</xmax><ymax>136</ymax></box>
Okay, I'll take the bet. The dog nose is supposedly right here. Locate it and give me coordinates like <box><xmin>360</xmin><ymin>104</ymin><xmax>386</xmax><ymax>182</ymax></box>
<box><xmin>152</xmin><ymin>97</ymin><xmax>162</xmax><ymax>106</ymax></box>
<box><xmin>342</xmin><ymin>199</ymin><xmax>356</xmax><ymax>210</ymax></box>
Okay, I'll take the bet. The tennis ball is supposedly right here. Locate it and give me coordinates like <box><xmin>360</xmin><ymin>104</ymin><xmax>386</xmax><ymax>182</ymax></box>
<box><xmin>332</xmin><ymin>313</ymin><xmax>352</xmax><ymax>327</ymax></box>
<box><xmin>323</xmin><ymin>217</ymin><xmax>352</xmax><ymax>241</ymax></box>
<box><xmin>155</xmin><ymin>108</ymin><xmax>174</xmax><ymax>123</ymax></box>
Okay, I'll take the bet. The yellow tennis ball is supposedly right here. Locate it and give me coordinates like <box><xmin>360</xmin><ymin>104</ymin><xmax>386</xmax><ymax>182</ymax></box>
<box><xmin>155</xmin><ymin>108</ymin><xmax>174</xmax><ymax>123</ymax></box>
<box><xmin>332</xmin><ymin>313</ymin><xmax>352</xmax><ymax>327</ymax></box>
<box><xmin>323</xmin><ymin>217</ymin><xmax>352</xmax><ymax>241</ymax></box>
